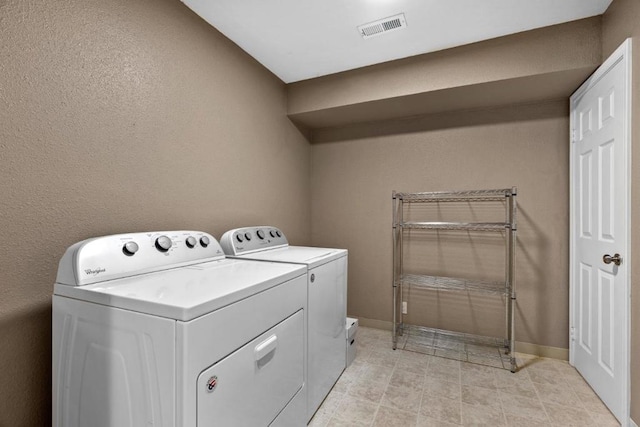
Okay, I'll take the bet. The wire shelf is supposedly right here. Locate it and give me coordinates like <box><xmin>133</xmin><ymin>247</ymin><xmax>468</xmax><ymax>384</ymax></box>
<box><xmin>392</xmin><ymin>187</ymin><xmax>518</xmax><ymax>372</ymax></box>
<box><xmin>394</xmin><ymin>188</ymin><xmax>514</xmax><ymax>203</ymax></box>
<box><xmin>398</xmin><ymin>324</ymin><xmax>515</xmax><ymax>370</ymax></box>
<box><xmin>401</xmin><ymin>274</ymin><xmax>508</xmax><ymax>296</ymax></box>
<box><xmin>400</xmin><ymin>221</ymin><xmax>509</xmax><ymax>231</ymax></box>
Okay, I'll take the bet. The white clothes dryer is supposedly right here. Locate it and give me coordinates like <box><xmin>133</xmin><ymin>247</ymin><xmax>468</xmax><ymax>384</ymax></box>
<box><xmin>219</xmin><ymin>226</ymin><xmax>347</xmax><ymax>422</ymax></box>
<box><xmin>52</xmin><ymin>230</ymin><xmax>308</xmax><ymax>427</ymax></box>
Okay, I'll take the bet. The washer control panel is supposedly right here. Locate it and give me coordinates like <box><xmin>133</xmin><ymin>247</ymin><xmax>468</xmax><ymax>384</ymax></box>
<box><xmin>219</xmin><ymin>226</ymin><xmax>288</xmax><ymax>256</ymax></box>
<box><xmin>56</xmin><ymin>230</ymin><xmax>224</xmax><ymax>286</ymax></box>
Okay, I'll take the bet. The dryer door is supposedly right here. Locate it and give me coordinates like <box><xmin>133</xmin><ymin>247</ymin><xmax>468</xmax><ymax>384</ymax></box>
<box><xmin>196</xmin><ymin>310</ymin><xmax>304</xmax><ymax>426</ymax></box>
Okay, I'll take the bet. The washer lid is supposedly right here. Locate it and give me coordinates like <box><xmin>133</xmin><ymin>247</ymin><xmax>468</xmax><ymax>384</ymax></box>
<box><xmin>233</xmin><ymin>246</ymin><xmax>347</xmax><ymax>269</ymax></box>
<box><xmin>54</xmin><ymin>258</ymin><xmax>306</xmax><ymax>321</ymax></box>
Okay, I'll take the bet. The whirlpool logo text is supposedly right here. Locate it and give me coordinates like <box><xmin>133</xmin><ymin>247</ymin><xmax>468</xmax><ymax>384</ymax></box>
<box><xmin>84</xmin><ymin>267</ymin><xmax>106</xmax><ymax>276</ymax></box>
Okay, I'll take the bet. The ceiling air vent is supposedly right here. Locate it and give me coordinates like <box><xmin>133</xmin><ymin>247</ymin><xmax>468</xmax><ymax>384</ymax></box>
<box><xmin>358</xmin><ymin>13</ymin><xmax>407</xmax><ymax>40</ymax></box>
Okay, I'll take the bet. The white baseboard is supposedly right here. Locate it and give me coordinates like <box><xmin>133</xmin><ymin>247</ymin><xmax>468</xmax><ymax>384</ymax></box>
<box><xmin>354</xmin><ymin>316</ymin><xmax>569</xmax><ymax>360</ymax></box>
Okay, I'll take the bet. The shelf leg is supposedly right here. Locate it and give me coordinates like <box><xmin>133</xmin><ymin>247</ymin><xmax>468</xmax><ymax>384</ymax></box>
<box><xmin>504</xmin><ymin>194</ymin><xmax>512</xmax><ymax>353</ymax></box>
<box><xmin>392</xmin><ymin>192</ymin><xmax>398</xmax><ymax>350</ymax></box>
<box><xmin>510</xmin><ymin>189</ymin><xmax>517</xmax><ymax>371</ymax></box>
<box><xmin>392</xmin><ymin>282</ymin><xmax>397</xmax><ymax>350</ymax></box>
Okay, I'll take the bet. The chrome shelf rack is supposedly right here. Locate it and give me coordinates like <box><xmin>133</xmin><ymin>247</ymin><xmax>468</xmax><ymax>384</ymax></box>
<box><xmin>392</xmin><ymin>188</ymin><xmax>518</xmax><ymax>372</ymax></box>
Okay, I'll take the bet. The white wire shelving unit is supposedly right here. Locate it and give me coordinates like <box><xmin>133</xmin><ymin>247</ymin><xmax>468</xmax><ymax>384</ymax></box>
<box><xmin>392</xmin><ymin>188</ymin><xmax>518</xmax><ymax>372</ymax></box>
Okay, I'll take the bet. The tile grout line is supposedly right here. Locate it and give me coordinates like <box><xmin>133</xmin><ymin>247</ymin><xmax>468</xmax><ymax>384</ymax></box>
<box><xmin>418</xmin><ymin>365</ymin><xmax>430</xmax><ymax>426</ymax></box>
<box><xmin>374</xmin><ymin>354</ymin><xmax>397</xmax><ymax>426</ymax></box>
<box><xmin>416</xmin><ymin>359</ymin><xmax>431</xmax><ymax>425</ymax></box>
<box><xmin>530</xmin><ymin>373</ymin><xmax>557</xmax><ymax>426</ymax></box>
<box><xmin>495</xmin><ymin>386</ymin><xmax>509</xmax><ymax>427</ymax></box>
<box><xmin>370</xmin><ymin>343</ymin><xmax>399</xmax><ymax>426</ymax></box>
<box><xmin>419</xmin><ymin>353</ymin><xmax>433</xmax><ymax>425</ymax></box>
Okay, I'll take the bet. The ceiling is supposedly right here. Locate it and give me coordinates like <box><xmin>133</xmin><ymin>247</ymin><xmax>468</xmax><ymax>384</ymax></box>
<box><xmin>181</xmin><ymin>0</ymin><xmax>613</xmax><ymax>83</ymax></box>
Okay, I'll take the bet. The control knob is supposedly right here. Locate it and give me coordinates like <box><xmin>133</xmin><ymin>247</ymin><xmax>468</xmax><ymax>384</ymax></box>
<box><xmin>245</xmin><ymin>232</ymin><xmax>252</xmax><ymax>241</ymax></box>
<box><xmin>200</xmin><ymin>236</ymin><xmax>210</xmax><ymax>248</ymax></box>
<box><xmin>122</xmin><ymin>241</ymin><xmax>139</xmax><ymax>256</ymax></box>
<box><xmin>236</xmin><ymin>234</ymin><xmax>244</xmax><ymax>243</ymax></box>
<box><xmin>257</xmin><ymin>230</ymin><xmax>265</xmax><ymax>240</ymax></box>
<box><xmin>270</xmin><ymin>230</ymin><xmax>276</xmax><ymax>238</ymax></box>
<box><xmin>155</xmin><ymin>236</ymin><xmax>172</xmax><ymax>252</ymax></box>
<box><xmin>186</xmin><ymin>236</ymin><xmax>197</xmax><ymax>248</ymax></box>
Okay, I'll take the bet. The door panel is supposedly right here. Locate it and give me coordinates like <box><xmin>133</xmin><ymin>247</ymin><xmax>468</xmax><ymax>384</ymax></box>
<box><xmin>578</xmin><ymin>262</ymin><xmax>593</xmax><ymax>354</ymax></box>
<box><xmin>598</xmin><ymin>270</ymin><xmax>614</xmax><ymax>374</ymax></box>
<box><xmin>599</xmin><ymin>140</ymin><xmax>615</xmax><ymax>241</ymax></box>
<box><xmin>579</xmin><ymin>149</ymin><xmax>593</xmax><ymax>237</ymax></box>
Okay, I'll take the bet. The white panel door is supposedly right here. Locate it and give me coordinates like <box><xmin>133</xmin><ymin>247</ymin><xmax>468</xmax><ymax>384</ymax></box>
<box><xmin>570</xmin><ymin>39</ymin><xmax>631</xmax><ymax>424</ymax></box>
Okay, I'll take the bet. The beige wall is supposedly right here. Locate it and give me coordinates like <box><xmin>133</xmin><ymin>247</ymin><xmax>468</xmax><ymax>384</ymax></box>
<box><xmin>287</xmin><ymin>18</ymin><xmax>601</xmax><ymax>129</ymax></box>
<box><xmin>311</xmin><ymin>101</ymin><xmax>570</xmax><ymax>349</ymax></box>
<box><xmin>0</xmin><ymin>0</ymin><xmax>310</xmax><ymax>425</ymax></box>
<box><xmin>288</xmin><ymin>18</ymin><xmax>601</xmax><ymax>114</ymax></box>
<box><xmin>602</xmin><ymin>0</ymin><xmax>640</xmax><ymax>421</ymax></box>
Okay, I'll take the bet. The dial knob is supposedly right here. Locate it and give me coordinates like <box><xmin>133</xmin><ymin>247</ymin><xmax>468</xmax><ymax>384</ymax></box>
<box><xmin>257</xmin><ymin>230</ymin><xmax>265</xmax><ymax>239</ymax></box>
<box><xmin>236</xmin><ymin>234</ymin><xmax>244</xmax><ymax>243</ymax></box>
<box><xmin>276</xmin><ymin>230</ymin><xmax>281</xmax><ymax>237</ymax></box>
<box><xmin>122</xmin><ymin>241</ymin><xmax>139</xmax><ymax>256</ymax></box>
<box><xmin>270</xmin><ymin>230</ymin><xmax>276</xmax><ymax>238</ymax></box>
<box><xmin>185</xmin><ymin>236</ymin><xmax>197</xmax><ymax>248</ymax></box>
<box><xmin>200</xmin><ymin>236</ymin><xmax>210</xmax><ymax>247</ymax></box>
<box><xmin>245</xmin><ymin>232</ymin><xmax>252</xmax><ymax>241</ymax></box>
<box><xmin>155</xmin><ymin>236</ymin><xmax>172</xmax><ymax>252</ymax></box>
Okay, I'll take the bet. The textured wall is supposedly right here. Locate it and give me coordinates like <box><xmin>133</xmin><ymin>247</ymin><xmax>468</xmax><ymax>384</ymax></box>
<box><xmin>602</xmin><ymin>0</ymin><xmax>640</xmax><ymax>420</ymax></box>
<box><xmin>310</xmin><ymin>101</ymin><xmax>570</xmax><ymax>349</ymax></box>
<box><xmin>288</xmin><ymin>17</ymin><xmax>602</xmax><ymax>116</ymax></box>
<box><xmin>0</xmin><ymin>0</ymin><xmax>310</xmax><ymax>425</ymax></box>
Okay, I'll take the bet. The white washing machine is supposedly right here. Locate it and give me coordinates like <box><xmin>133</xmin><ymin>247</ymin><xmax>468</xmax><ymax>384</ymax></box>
<box><xmin>219</xmin><ymin>226</ymin><xmax>347</xmax><ymax>422</ymax></box>
<box><xmin>52</xmin><ymin>230</ymin><xmax>308</xmax><ymax>427</ymax></box>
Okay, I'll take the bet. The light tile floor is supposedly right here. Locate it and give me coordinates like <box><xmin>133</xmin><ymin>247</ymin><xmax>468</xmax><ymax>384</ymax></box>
<box><xmin>309</xmin><ymin>326</ymin><xmax>620</xmax><ymax>427</ymax></box>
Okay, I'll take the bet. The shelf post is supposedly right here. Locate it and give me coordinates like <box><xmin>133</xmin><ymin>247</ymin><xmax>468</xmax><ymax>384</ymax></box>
<box><xmin>509</xmin><ymin>187</ymin><xmax>518</xmax><ymax>372</ymax></box>
<box><xmin>392</xmin><ymin>191</ymin><xmax>398</xmax><ymax>349</ymax></box>
<box><xmin>398</xmin><ymin>193</ymin><xmax>404</xmax><ymax>337</ymax></box>
<box><xmin>505</xmin><ymin>192</ymin><xmax>511</xmax><ymax>351</ymax></box>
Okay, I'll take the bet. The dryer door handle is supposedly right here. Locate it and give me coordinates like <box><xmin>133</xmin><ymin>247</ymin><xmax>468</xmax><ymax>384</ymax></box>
<box><xmin>255</xmin><ymin>334</ymin><xmax>278</xmax><ymax>362</ymax></box>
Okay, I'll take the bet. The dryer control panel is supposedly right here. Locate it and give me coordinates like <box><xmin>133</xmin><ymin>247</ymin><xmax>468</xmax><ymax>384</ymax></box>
<box><xmin>220</xmin><ymin>226</ymin><xmax>288</xmax><ymax>256</ymax></box>
<box><xmin>56</xmin><ymin>231</ymin><xmax>224</xmax><ymax>286</ymax></box>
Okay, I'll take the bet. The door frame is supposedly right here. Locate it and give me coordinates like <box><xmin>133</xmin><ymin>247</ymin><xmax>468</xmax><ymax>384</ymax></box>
<box><xmin>569</xmin><ymin>38</ymin><xmax>632</xmax><ymax>425</ymax></box>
